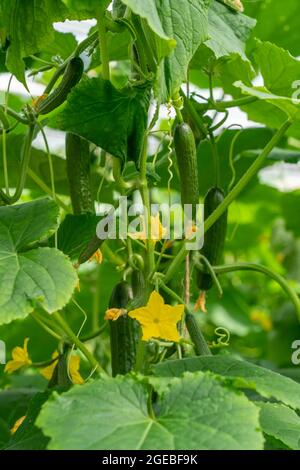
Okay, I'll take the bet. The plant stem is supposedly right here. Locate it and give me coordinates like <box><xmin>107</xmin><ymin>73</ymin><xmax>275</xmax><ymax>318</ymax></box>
<box><xmin>204</xmin><ymin>119</ymin><xmax>291</xmax><ymax>232</ymax></box>
<box><xmin>0</xmin><ymin>123</ymin><xmax>35</xmax><ymax>205</ymax></box>
<box><xmin>44</xmin><ymin>32</ymin><xmax>99</xmax><ymax>94</ymax></box>
<box><xmin>164</xmin><ymin>119</ymin><xmax>292</xmax><ymax>283</ymax></box>
<box><xmin>81</xmin><ymin>322</ymin><xmax>108</xmax><ymax>342</ymax></box>
<box><xmin>181</xmin><ymin>90</ymin><xmax>208</xmax><ymax>138</ymax></box>
<box><xmin>97</xmin><ymin>8</ymin><xmax>110</xmax><ymax>80</ymax></box>
<box><xmin>199</xmin><ymin>255</ymin><xmax>223</xmax><ymax>297</ymax></box>
<box><xmin>31</xmin><ymin>311</ymin><xmax>64</xmax><ymax>341</ymax></box>
<box><xmin>198</xmin><ymin>96</ymin><xmax>258</xmax><ymax>111</ymax></box>
<box><xmin>2</xmin><ymin>128</ymin><xmax>9</xmax><ymax>196</ymax></box>
<box><xmin>213</xmin><ymin>263</ymin><xmax>300</xmax><ymax>320</ymax></box>
<box><xmin>159</xmin><ymin>282</ymin><xmax>211</xmax><ymax>356</ymax></box>
<box><xmin>27</xmin><ymin>167</ymin><xmax>70</xmax><ymax>212</ymax></box>
<box><xmin>101</xmin><ymin>242</ymin><xmax>125</xmax><ymax>267</ymax></box>
<box><xmin>140</xmin><ymin>134</ymin><xmax>155</xmax><ymax>287</ymax></box>
<box><xmin>0</xmin><ymin>105</ymin><xmax>9</xmax><ymax>129</ymax></box>
<box><xmin>53</xmin><ymin>312</ymin><xmax>104</xmax><ymax>374</ymax></box>
<box><xmin>0</xmin><ymin>105</ymin><xmax>28</xmax><ymax>124</ymax></box>
<box><xmin>209</xmin><ymin>130</ymin><xmax>220</xmax><ymax>187</ymax></box>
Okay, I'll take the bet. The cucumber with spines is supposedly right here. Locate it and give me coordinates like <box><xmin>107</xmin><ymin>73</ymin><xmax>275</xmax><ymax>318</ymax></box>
<box><xmin>66</xmin><ymin>132</ymin><xmax>93</xmax><ymax>214</ymax></box>
<box><xmin>197</xmin><ymin>187</ymin><xmax>228</xmax><ymax>291</ymax></box>
<box><xmin>174</xmin><ymin>122</ymin><xmax>199</xmax><ymax>221</ymax></box>
<box><xmin>36</xmin><ymin>57</ymin><xmax>84</xmax><ymax>115</ymax></box>
<box><xmin>108</xmin><ymin>281</ymin><xmax>138</xmax><ymax>376</ymax></box>
<box><xmin>185</xmin><ymin>313</ymin><xmax>211</xmax><ymax>356</ymax></box>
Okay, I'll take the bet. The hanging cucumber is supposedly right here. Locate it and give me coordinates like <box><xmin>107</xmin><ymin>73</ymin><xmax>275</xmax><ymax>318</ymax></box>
<box><xmin>66</xmin><ymin>132</ymin><xmax>94</xmax><ymax>214</ymax></box>
<box><xmin>174</xmin><ymin>123</ymin><xmax>199</xmax><ymax>221</ymax></box>
<box><xmin>35</xmin><ymin>57</ymin><xmax>84</xmax><ymax>115</ymax></box>
<box><xmin>185</xmin><ymin>313</ymin><xmax>211</xmax><ymax>356</ymax></box>
<box><xmin>197</xmin><ymin>187</ymin><xmax>228</xmax><ymax>291</ymax></box>
<box><xmin>108</xmin><ymin>281</ymin><xmax>138</xmax><ymax>376</ymax></box>
<box><xmin>128</xmin><ymin>269</ymin><xmax>146</xmax><ymax>309</ymax></box>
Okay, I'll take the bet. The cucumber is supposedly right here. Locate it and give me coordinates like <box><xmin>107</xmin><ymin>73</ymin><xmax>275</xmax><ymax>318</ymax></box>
<box><xmin>66</xmin><ymin>132</ymin><xmax>94</xmax><ymax>214</ymax></box>
<box><xmin>36</xmin><ymin>57</ymin><xmax>84</xmax><ymax>115</ymax></box>
<box><xmin>197</xmin><ymin>187</ymin><xmax>228</xmax><ymax>291</ymax></box>
<box><xmin>185</xmin><ymin>313</ymin><xmax>211</xmax><ymax>356</ymax></box>
<box><xmin>128</xmin><ymin>269</ymin><xmax>146</xmax><ymax>309</ymax></box>
<box><xmin>78</xmin><ymin>235</ymin><xmax>103</xmax><ymax>265</ymax></box>
<box><xmin>48</xmin><ymin>347</ymin><xmax>72</xmax><ymax>389</ymax></box>
<box><xmin>131</xmin><ymin>269</ymin><xmax>145</xmax><ymax>298</ymax></box>
<box><xmin>174</xmin><ymin>123</ymin><xmax>199</xmax><ymax>220</ymax></box>
<box><xmin>108</xmin><ymin>281</ymin><xmax>138</xmax><ymax>376</ymax></box>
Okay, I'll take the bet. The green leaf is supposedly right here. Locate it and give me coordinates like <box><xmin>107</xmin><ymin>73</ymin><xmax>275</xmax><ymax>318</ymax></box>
<box><xmin>0</xmin><ymin>198</ymin><xmax>59</xmax><ymax>251</ymax></box>
<box><xmin>259</xmin><ymin>403</ymin><xmax>300</xmax><ymax>450</ymax></box>
<box><xmin>120</xmin><ymin>0</ymin><xmax>174</xmax><ymax>44</ymax></box>
<box><xmin>240</xmin><ymin>148</ymin><xmax>300</xmax><ymax>164</ymax></box>
<box><xmin>0</xmin><ymin>0</ymin><xmax>69</xmax><ymax>87</ymax></box>
<box><xmin>53</xmin><ymin>213</ymin><xmax>99</xmax><ymax>261</ymax></box>
<box><xmin>234</xmin><ymin>42</ymin><xmax>300</xmax><ymax>135</ymax></box>
<box><xmin>235</xmin><ymin>81</ymin><xmax>300</xmax><ymax>122</ymax></box>
<box><xmin>0</xmin><ymin>388</ymin><xmax>39</xmax><ymax>426</ymax></box>
<box><xmin>281</xmin><ymin>192</ymin><xmax>300</xmax><ymax>238</ymax></box>
<box><xmin>0</xmin><ymin>198</ymin><xmax>78</xmax><ymax>325</ymax></box>
<box><xmin>253</xmin><ymin>41</ymin><xmax>300</xmax><ymax>98</ymax></box>
<box><xmin>155</xmin><ymin>0</ymin><xmax>211</xmax><ymax>98</ymax></box>
<box><xmin>40</xmin><ymin>31</ymin><xmax>78</xmax><ymax>62</ymax></box>
<box><xmin>191</xmin><ymin>2</ymin><xmax>256</xmax><ymax>92</ymax></box>
<box><xmin>205</xmin><ymin>1</ymin><xmax>256</xmax><ymax>61</ymax></box>
<box><xmin>55</xmin><ymin>77</ymin><xmax>151</xmax><ymax>164</ymax></box>
<box><xmin>36</xmin><ymin>373</ymin><xmax>263</xmax><ymax>450</ymax></box>
<box><xmin>122</xmin><ymin>0</ymin><xmax>210</xmax><ymax>99</ymax></box>
<box><xmin>154</xmin><ymin>356</ymin><xmax>300</xmax><ymax>410</ymax></box>
<box><xmin>4</xmin><ymin>392</ymin><xmax>50</xmax><ymax>450</ymax></box>
<box><xmin>61</xmin><ymin>0</ymin><xmax>110</xmax><ymax>16</ymax></box>
<box><xmin>245</xmin><ymin>0</ymin><xmax>300</xmax><ymax>57</ymax></box>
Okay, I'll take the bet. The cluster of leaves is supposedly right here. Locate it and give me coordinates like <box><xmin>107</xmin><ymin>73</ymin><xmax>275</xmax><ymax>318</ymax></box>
<box><xmin>1</xmin><ymin>0</ymin><xmax>300</xmax><ymax>451</ymax></box>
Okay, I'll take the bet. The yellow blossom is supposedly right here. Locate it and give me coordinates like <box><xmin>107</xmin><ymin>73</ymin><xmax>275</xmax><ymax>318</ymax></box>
<box><xmin>88</xmin><ymin>249</ymin><xmax>103</xmax><ymax>264</ymax></box>
<box><xmin>195</xmin><ymin>291</ymin><xmax>207</xmax><ymax>313</ymax></box>
<box><xmin>11</xmin><ymin>416</ymin><xmax>26</xmax><ymax>434</ymax></box>
<box><xmin>40</xmin><ymin>351</ymin><xmax>84</xmax><ymax>385</ymax></box>
<box><xmin>185</xmin><ymin>222</ymin><xmax>197</xmax><ymax>240</ymax></box>
<box><xmin>69</xmin><ymin>356</ymin><xmax>84</xmax><ymax>385</ymax></box>
<box><xmin>250</xmin><ymin>310</ymin><xmax>272</xmax><ymax>332</ymax></box>
<box><xmin>104</xmin><ymin>308</ymin><xmax>125</xmax><ymax>321</ymax></box>
<box><xmin>129</xmin><ymin>291</ymin><xmax>184</xmax><ymax>342</ymax></box>
<box><xmin>129</xmin><ymin>214</ymin><xmax>167</xmax><ymax>244</ymax></box>
<box><xmin>32</xmin><ymin>93</ymin><xmax>48</xmax><ymax>110</ymax></box>
<box><xmin>5</xmin><ymin>338</ymin><xmax>32</xmax><ymax>374</ymax></box>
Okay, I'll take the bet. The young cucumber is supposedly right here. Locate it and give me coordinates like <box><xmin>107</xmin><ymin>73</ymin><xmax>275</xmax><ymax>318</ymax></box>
<box><xmin>197</xmin><ymin>187</ymin><xmax>228</xmax><ymax>291</ymax></box>
<box><xmin>185</xmin><ymin>313</ymin><xmax>211</xmax><ymax>356</ymax></box>
<box><xmin>36</xmin><ymin>57</ymin><xmax>84</xmax><ymax>115</ymax></box>
<box><xmin>108</xmin><ymin>281</ymin><xmax>138</xmax><ymax>376</ymax></box>
<box><xmin>65</xmin><ymin>132</ymin><xmax>94</xmax><ymax>214</ymax></box>
<box><xmin>174</xmin><ymin>123</ymin><xmax>199</xmax><ymax>221</ymax></box>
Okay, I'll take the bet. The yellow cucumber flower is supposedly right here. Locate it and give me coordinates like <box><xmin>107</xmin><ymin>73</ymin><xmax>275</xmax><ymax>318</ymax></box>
<box><xmin>88</xmin><ymin>248</ymin><xmax>103</xmax><ymax>264</ymax></box>
<box><xmin>40</xmin><ymin>351</ymin><xmax>84</xmax><ymax>385</ymax></box>
<box><xmin>129</xmin><ymin>291</ymin><xmax>184</xmax><ymax>342</ymax></box>
<box><xmin>104</xmin><ymin>308</ymin><xmax>125</xmax><ymax>321</ymax></box>
<box><xmin>129</xmin><ymin>214</ymin><xmax>167</xmax><ymax>244</ymax></box>
<box><xmin>11</xmin><ymin>415</ymin><xmax>26</xmax><ymax>434</ymax></box>
<box><xmin>5</xmin><ymin>338</ymin><xmax>32</xmax><ymax>374</ymax></box>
